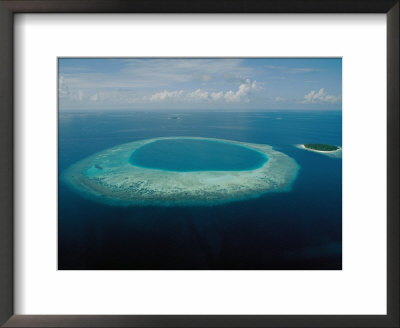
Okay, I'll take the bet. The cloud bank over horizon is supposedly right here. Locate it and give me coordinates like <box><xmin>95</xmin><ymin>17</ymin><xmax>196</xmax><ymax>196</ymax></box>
<box><xmin>59</xmin><ymin>58</ymin><xmax>342</xmax><ymax>111</ymax></box>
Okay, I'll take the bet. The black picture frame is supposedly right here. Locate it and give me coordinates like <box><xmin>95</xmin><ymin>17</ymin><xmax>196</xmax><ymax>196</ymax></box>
<box><xmin>0</xmin><ymin>1</ymin><xmax>398</xmax><ymax>327</ymax></box>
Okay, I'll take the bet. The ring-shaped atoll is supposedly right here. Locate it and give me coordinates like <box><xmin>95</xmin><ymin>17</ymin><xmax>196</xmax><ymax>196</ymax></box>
<box><xmin>62</xmin><ymin>137</ymin><xmax>299</xmax><ymax>206</ymax></box>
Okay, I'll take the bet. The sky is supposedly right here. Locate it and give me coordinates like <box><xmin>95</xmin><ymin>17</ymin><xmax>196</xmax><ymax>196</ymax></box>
<box><xmin>58</xmin><ymin>58</ymin><xmax>342</xmax><ymax>111</ymax></box>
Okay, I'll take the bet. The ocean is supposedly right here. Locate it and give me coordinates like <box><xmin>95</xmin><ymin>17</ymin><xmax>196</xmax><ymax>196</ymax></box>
<box><xmin>58</xmin><ymin>110</ymin><xmax>342</xmax><ymax>270</ymax></box>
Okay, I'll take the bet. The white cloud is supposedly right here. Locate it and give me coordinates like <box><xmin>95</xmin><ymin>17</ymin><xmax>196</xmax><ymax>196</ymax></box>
<box><xmin>142</xmin><ymin>80</ymin><xmax>259</xmax><ymax>104</ymax></box>
<box><xmin>75</xmin><ymin>90</ymin><xmax>84</xmax><ymax>101</ymax></box>
<box><xmin>186</xmin><ymin>89</ymin><xmax>209</xmax><ymax>101</ymax></box>
<box><xmin>58</xmin><ymin>76</ymin><xmax>68</xmax><ymax>98</ymax></box>
<box><xmin>275</xmin><ymin>96</ymin><xmax>285</xmax><ymax>102</ymax></box>
<box><xmin>302</xmin><ymin>88</ymin><xmax>340</xmax><ymax>104</ymax></box>
<box><xmin>60</xmin><ymin>68</ymin><xmax>260</xmax><ymax>107</ymax></box>
<box><xmin>59</xmin><ymin>75</ymin><xmax>86</xmax><ymax>102</ymax></box>
<box><xmin>88</xmin><ymin>91</ymin><xmax>141</xmax><ymax>104</ymax></box>
<box><xmin>224</xmin><ymin>79</ymin><xmax>258</xmax><ymax>102</ymax></box>
<box><xmin>148</xmin><ymin>90</ymin><xmax>184</xmax><ymax>102</ymax></box>
<box><xmin>210</xmin><ymin>91</ymin><xmax>223</xmax><ymax>101</ymax></box>
<box><xmin>59</xmin><ymin>59</ymin><xmax>254</xmax><ymax>95</ymax></box>
<box><xmin>59</xmin><ymin>59</ymin><xmax>263</xmax><ymax>109</ymax></box>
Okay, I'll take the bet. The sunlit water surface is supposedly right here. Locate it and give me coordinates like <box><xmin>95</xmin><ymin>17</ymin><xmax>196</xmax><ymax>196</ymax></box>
<box><xmin>58</xmin><ymin>110</ymin><xmax>342</xmax><ymax>270</ymax></box>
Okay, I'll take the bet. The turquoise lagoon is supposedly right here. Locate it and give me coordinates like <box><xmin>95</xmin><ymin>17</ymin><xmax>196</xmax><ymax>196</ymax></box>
<box><xmin>129</xmin><ymin>138</ymin><xmax>268</xmax><ymax>172</ymax></box>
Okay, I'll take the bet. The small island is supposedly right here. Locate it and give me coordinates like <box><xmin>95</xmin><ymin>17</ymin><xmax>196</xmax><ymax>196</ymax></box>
<box><xmin>303</xmin><ymin>144</ymin><xmax>339</xmax><ymax>152</ymax></box>
<box><xmin>296</xmin><ymin>143</ymin><xmax>342</xmax><ymax>158</ymax></box>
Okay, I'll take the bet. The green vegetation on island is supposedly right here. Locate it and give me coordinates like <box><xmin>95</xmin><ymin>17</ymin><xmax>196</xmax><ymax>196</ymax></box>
<box><xmin>303</xmin><ymin>144</ymin><xmax>339</xmax><ymax>151</ymax></box>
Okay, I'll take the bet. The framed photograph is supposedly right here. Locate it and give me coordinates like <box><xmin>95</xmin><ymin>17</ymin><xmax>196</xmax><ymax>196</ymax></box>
<box><xmin>58</xmin><ymin>57</ymin><xmax>342</xmax><ymax>271</ymax></box>
<box><xmin>0</xmin><ymin>1</ymin><xmax>398</xmax><ymax>327</ymax></box>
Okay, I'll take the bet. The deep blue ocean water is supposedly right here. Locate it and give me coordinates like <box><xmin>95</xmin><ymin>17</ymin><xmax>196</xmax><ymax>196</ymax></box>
<box><xmin>129</xmin><ymin>138</ymin><xmax>267</xmax><ymax>171</ymax></box>
<box><xmin>58</xmin><ymin>110</ymin><xmax>342</xmax><ymax>270</ymax></box>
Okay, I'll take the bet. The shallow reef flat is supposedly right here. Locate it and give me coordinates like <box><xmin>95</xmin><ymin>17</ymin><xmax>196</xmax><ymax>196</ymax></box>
<box><xmin>62</xmin><ymin>137</ymin><xmax>299</xmax><ymax>206</ymax></box>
